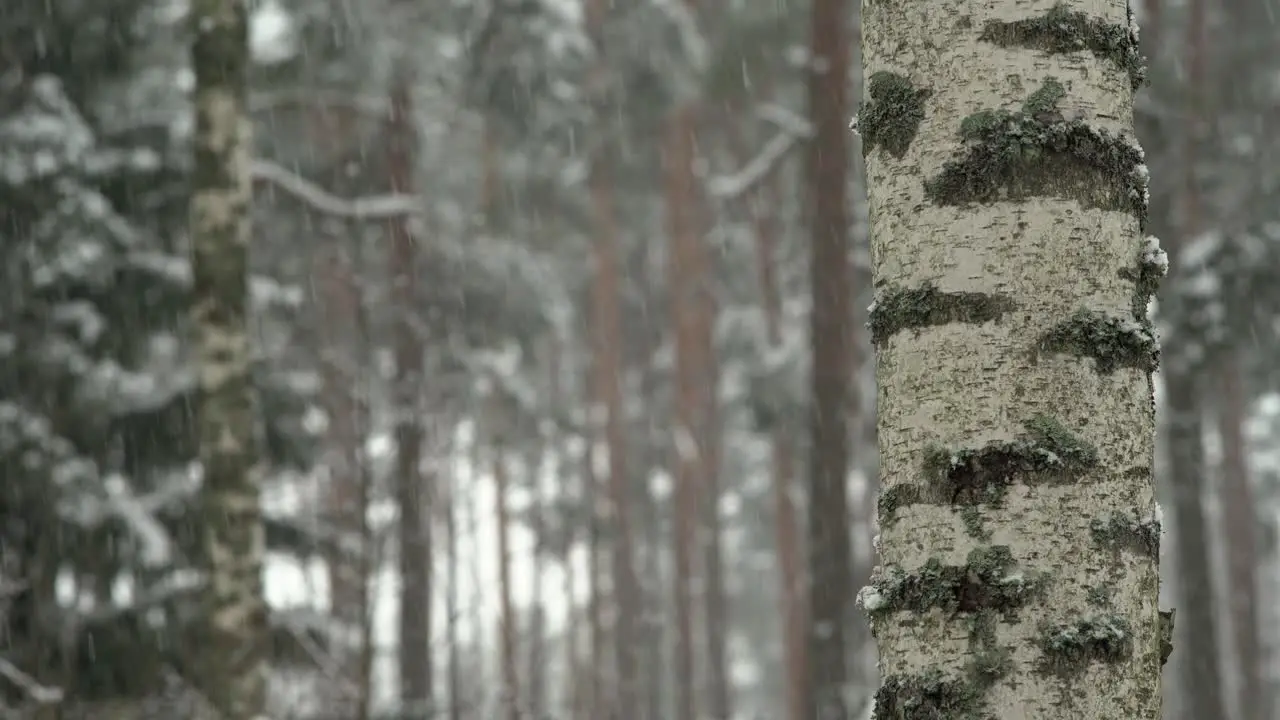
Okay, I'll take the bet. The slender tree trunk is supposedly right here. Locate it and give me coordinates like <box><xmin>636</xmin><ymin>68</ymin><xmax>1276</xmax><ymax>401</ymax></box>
<box><xmin>731</xmin><ymin>115</ymin><xmax>807</xmax><ymax>720</ymax></box>
<box><xmin>446</xmin><ymin>444</ymin><xmax>462</xmax><ymax>720</ymax></box>
<box><xmin>188</xmin><ymin>2</ymin><xmax>268</xmax><ymax>716</ymax></box>
<box><xmin>695</xmin><ymin>204</ymin><xmax>731</xmax><ymax>720</ymax></box>
<box><xmin>386</xmin><ymin>58</ymin><xmax>432</xmax><ymax>715</ymax></box>
<box><xmin>664</xmin><ymin>100</ymin><xmax>703</xmax><ymax>720</ymax></box>
<box><xmin>585</xmin><ymin>428</ymin><xmax>606</xmax><ymax>720</ymax></box>
<box><xmin>1166</xmin><ymin>0</ymin><xmax>1228</xmax><ymax>716</ymax></box>
<box><xmin>1219</xmin><ymin>350</ymin><xmax>1260</xmax><ymax>720</ymax></box>
<box><xmin>635</xmin><ymin>253</ymin><xmax>668</xmax><ymax>720</ymax></box>
<box><xmin>353</xmin><ymin>246</ymin><xmax>376</xmax><ymax>720</ymax></box>
<box><xmin>489</xmin><ymin>412</ymin><xmax>521</xmax><ymax>720</ymax></box>
<box><xmin>316</xmin><ymin>242</ymin><xmax>376</xmax><ymax>719</ymax></box>
<box><xmin>861</xmin><ymin>0</ymin><xmax>1162</xmax><ymax>716</ymax></box>
<box><xmin>581</xmin><ymin>0</ymin><xmax>641</xmax><ymax>714</ymax></box>
<box><xmin>317</xmin><ymin>245</ymin><xmax>362</xmax><ymax>712</ymax></box>
<box><xmin>805</xmin><ymin>0</ymin><xmax>854</xmax><ymax>714</ymax></box>
<box><xmin>527</xmin><ymin>440</ymin><xmax>548</xmax><ymax>720</ymax></box>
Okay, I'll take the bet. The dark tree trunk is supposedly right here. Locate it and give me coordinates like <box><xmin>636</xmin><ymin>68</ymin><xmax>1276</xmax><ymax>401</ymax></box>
<box><xmin>804</xmin><ymin>0</ymin><xmax>855</xmax><ymax>713</ymax></box>
<box><xmin>387</xmin><ymin>59</ymin><xmax>433</xmax><ymax>714</ymax></box>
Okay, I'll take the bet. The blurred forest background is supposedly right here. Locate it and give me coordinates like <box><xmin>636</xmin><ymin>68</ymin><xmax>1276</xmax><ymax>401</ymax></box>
<box><xmin>0</xmin><ymin>0</ymin><xmax>1277</xmax><ymax>718</ymax></box>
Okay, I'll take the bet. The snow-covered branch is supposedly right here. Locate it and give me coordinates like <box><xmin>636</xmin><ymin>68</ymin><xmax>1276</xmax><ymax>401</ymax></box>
<box><xmin>251</xmin><ymin>159</ymin><xmax>420</xmax><ymax>219</ymax></box>
<box><xmin>708</xmin><ymin>129</ymin><xmax>805</xmax><ymax>199</ymax></box>
<box><xmin>756</xmin><ymin>103</ymin><xmax>814</xmax><ymax>137</ymax></box>
<box><xmin>0</xmin><ymin>658</ymin><xmax>64</xmax><ymax>706</ymax></box>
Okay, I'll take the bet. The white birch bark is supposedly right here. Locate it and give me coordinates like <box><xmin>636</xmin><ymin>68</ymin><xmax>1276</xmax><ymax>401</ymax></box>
<box><xmin>857</xmin><ymin>1</ymin><xmax>1168</xmax><ymax>717</ymax></box>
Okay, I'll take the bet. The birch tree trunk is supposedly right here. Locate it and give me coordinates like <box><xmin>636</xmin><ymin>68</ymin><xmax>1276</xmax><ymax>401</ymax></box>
<box><xmin>188</xmin><ymin>1</ymin><xmax>268</xmax><ymax>717</ymax></box>
<box><xmin>858</xmin><ymin>1</ymin><xmax>1166</xmax><ymax>717</ymax></box>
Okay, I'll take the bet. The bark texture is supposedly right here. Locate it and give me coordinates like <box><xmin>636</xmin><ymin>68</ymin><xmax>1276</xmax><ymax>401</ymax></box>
<box><xmin>188</xmin><ymin>1</ymin><xmax>268</xmax><ymax>716</ymax></box>
<box><xmin>860</xmin><ymin>1</ymin><xmax>1163</xmax><ymax>717</ymax></box>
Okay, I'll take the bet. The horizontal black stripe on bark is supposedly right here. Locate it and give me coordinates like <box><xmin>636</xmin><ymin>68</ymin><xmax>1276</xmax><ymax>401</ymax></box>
<box><xmin>1036</xmin><ymin>309</ymin><xmax>1159</xmax><ymax>374</ymax></box>
<box><xmin>879</xmin><ymin>415</ymin><xmax>1098</xmax><ymax>525</ymax></box>
<box><xmin>978</xmin><ymin>4</ymin><xmax>1146</xmax><ymax>91</ymax></box>
<box><xmin>868</xmin><ymin>283</ymin><xmax>1016</xmax><ymax>344</ymax></box>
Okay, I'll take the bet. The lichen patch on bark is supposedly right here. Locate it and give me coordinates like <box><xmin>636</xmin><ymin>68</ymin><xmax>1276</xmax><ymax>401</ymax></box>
<box><xmin>857</xmin><ymin>72</ymin><xmax>931</xmax><ymax>159</ymax></box>
<box><xmin>878</xmin><ymin>415</ymin><xmax>1098</xmax><ymax>525</ymax></box>
<box><xmin>925</xmin><ymin>81</ymin><xmax>1148</xmax><ymax>229</ymax></box>
<box><xmin>868</xmin><ymin>283</ymin><xmax>1017</xmax><ymax>344</ymax></box>
<box><xmin>1090</xmin><ymin>511</ymin><xmax>1161</xmax><ymax>560</ymax></box>
<box><xmin>1036</xmin><ymin>309</ymin><xmax>1159</xmax><ymax>374</ymax></box>
<box><xmin>977</xmin><ymin>4</ymin><xmax>1146</xmax><ymax>91</ymax></box>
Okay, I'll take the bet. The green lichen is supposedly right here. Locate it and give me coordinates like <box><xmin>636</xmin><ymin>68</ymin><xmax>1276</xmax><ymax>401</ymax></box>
<box><xmin>1023</xmin><ymin>78</ymin><xmax>1067</xmax><ymax>116</ymax></box>
<box><xmin>926</xmin><ymin>82</ymin><xmax>1147</xmax><ymax>229</ymax></box>
<box><xmin>873</xmin><ymin>671</ymin><xmax>990</xmax><ymax>720</ymax></box>
<box><xmin>1159</xmin><ymin>609</ymin><xmax>1175</xmax><ymax>666</ymax></box>
<box><xmin>864</xmin><ymin>546</ymin><xmax>1046</xmax><ymax>619</ymax></box>
<box><xmin>858</xmin><ymin>72</ymin><xmax>931</xmax><ymax>159</ymax></box>
<box><xmin>1037</xmin><ymin>309</ymin><xmax>1159</xmax><ymax>374</ymax></box>
<box><xmin>977</xmin><ymin>4</ymin><xmax>1146</xmax><ymax>91</ymax></box>
<box><xmin>1086</xmin><ymin>584</ymin><xmax>1113</xmax><ymax>607</ymax></box>
<box><xmin>1037</xmin><ymin>614</ymin><xmax>1133</xmax><ymax>676</ymax></box>
<box><xmin>1090</xmin><ymin>512</ymin><xmax>1161</xmax><ymax>560</ymax></box>
<box><xmin>921</xmin><ymin>415</ymin><xmax>1099</xmax><ymax>507</ymax></box>
<box><xmin>868</xmin><ymin>283</ymin><xmax>1017</xmax><ymax>344</ymax></box>
<box><xmin>872</xmin><ymin>611</ymin><xmax>1010</xmax><ymax>720</ymax></box>
<box><xmin>961</xmin><ymin>506</ymin><xmax>991</xmax><ymax>540</ymax></box>
<box><xmin>878</xmin><ymin>483</ymin><xmax>922</xmax><ymax>527</ymax></box>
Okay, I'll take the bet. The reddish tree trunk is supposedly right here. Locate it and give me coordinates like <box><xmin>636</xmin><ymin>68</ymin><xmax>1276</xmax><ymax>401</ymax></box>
<box><xmin>316</xmin><ymin>243</ymin><xmax>369</xmax><ymax>716</ymax></box>
<box><xmin>387</xmin><ymin>60</ymin><xmax>432</xmax><ymax>713</ymax></box>
<box><xmin>728</xmin><ymin>114</ymin><xmax>807</xmax><ymax>720</ymax></box>
<box><xmin>1220</xmin><ymin>351</ymin><xmax>1260</xmax><ymax>720</ymax></box>
<box><xmin>805</xmin><ymin>0</ymin><xmax>856</xmax><ymax>714</ymax></box>
<box><xmin>663</xmin><ymin>101</ymin><xmax>703</xmax><ymax>720</ymax></box>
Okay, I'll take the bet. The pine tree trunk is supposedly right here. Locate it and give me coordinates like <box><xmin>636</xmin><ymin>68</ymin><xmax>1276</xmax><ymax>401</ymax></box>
<box><xmin>1218</xmin><ymin>350</ymin><xmax>1260</xmax><ymax>720</ymax></box>
<box><xmin>387</xmin><ymin>59</ymin><xmax>432</xmax><ymax>715</ymax></box>
<box><xmin>860</xmin><ymin>1</ymin><xmax>1164</xmax><ymax>717</ymax></box>
<box><xmin>490</xmin><ymin>416</ymin><xmax>521</xmax><ymax>720</ymax></box>
<box><xmin>805</xmin><ymin>0</ymin><xmax>855</xmax><ymax>714</ymax></box>
<box><xmin>188</xmin><ymin>1</ymin><xmax>268</xmax><ymax>716</ymax></box>
<box><xmin>664</xmin><ymin>101</ymin><xmax>703</xmax><ymax>720</ymax></box>
<box><xmin>588</xmin><ymin>87</ymin><xmax>642</xmax><ymax>720</ymax></box>
<box><xmin>695</xmin><ymin>216</ymin><xmax>731</xmax><ymax>720</ymax></box>
<box><xmin>1165</xmin><ymin>0</ymin><xmax>1227</xmax><ymax>715</ymax></box>
<box><xmin>736</xmin><ymin>119</ymin><xmax>807</xmax><ymax>720</ymax></box>
<box><xmin>446</xmin><ymin>449</ymin><xmax>462</xmax><ymax>720</ymax></box>
<box><xmin>316</xmin><ymin>242</ymin><xmax>372</xmax><ymax>717</ymax></box>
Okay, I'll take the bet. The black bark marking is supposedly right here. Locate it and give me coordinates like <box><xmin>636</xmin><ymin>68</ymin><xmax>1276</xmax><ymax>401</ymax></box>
<box><xmin>868</xmin><ymin>283</ymin><xmax>1016</xmax><ymax>345</ymax></box>
<box><xmin>1037</xmin><ymin>309</ymin><xmax>1159</xmax><ymax>374</ymax></box>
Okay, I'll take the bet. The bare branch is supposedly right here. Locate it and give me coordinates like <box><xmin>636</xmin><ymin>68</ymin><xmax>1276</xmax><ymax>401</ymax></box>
<box><xmin>0</xmin><ymin>658</ymin><xmax>64</xmax><ymax>706</ymax></box>
<box><xmin>707</xmin><ymin>130</ymin><xmax>805</xmax><ymax>199</ymax></box>
<box><xmin>251</xmin><ymin>159</ymin><xmax>420</xmax><ymax>220</ymax></box>
<box><xmin>249</xmin><ymin>90</ymin><xmax>387</xmax><ymax>117</ymax></box>
<box><xmin>756</xmin><ymin>103</ymin><xmax>814</xmax><ymax>137</ymax></box>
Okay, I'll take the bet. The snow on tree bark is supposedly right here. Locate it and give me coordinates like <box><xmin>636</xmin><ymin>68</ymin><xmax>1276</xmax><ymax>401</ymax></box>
<box><xmin>187</xmin><ymin>0</ymin><xmax>269</xmax><ymax>717</ymax></box>
<box><xmin>859</xmin><ymin>0</ymin><xmax>1164</xmax><ymax>717</ymax></box>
